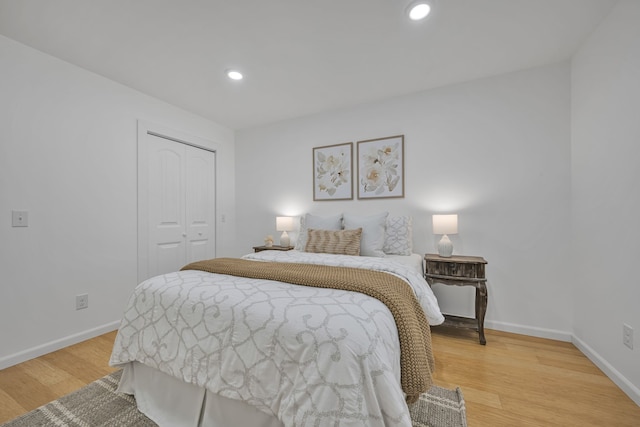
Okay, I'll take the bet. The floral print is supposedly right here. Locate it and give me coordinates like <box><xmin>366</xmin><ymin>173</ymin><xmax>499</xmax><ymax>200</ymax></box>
<box><xmin>315</xmin><ymin>148</ymin><xmax>350</xmax><ymax>196</ymax></box>
<box><xmin>360</xmin><ymin>142</ymin><xmax>401</xmax><ymax>195</ymax></box>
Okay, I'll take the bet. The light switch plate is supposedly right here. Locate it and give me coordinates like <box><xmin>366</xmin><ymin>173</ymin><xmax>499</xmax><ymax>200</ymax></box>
<box><xmin>12</xmin><ymin>210</ymin><xmax>28</xmax><ymax>227</ymax></box>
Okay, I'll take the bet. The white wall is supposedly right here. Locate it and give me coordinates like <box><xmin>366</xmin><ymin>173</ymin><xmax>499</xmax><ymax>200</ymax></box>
<box><xmin>236</xmin><ymin>62</ymin><xmax>573</xmax><ymax>340</ymax></box>
<box><xmin>571</xmin><ymin>0</ymin><xmax>640</xmax><ymax>405</ymax></box>
<box><xmin>0</xmin><ymin>35</ymin><xmax>236</xmax><ymax>368</ymax></box>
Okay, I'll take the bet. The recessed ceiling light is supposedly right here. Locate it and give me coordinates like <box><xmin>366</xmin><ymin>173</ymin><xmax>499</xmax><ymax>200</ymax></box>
<box><xmin>226</xmin><ymin>70</ymin><xmax>243</xmax><ymax>81</ymax></box>
<box><xmin>407</xmin><ymin>2</ymin><xmax>432</xmax><ymax>21</ymax></box>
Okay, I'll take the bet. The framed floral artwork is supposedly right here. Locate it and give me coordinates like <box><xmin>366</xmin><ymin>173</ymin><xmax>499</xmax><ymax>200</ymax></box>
<box><xmin>313</xmin><ymin>142</ymin><xmax>353</xmax><ymax>201</ymax></box>
<box><xmin>357</xmin><ymin>135</ymin><xmax>404</xmax><ymax>199</ymax></box>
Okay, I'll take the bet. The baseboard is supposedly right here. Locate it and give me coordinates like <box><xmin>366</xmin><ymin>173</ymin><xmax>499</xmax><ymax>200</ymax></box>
<box><xmin>572</xmin><ymin>335</ymin><xmax>640</xmax><ymax>406</ymax></box>
<box><xmin>484</xmin><ymin>319</ymin><xmax>573</xmax><ymax>342</ymax></box>
<box><xmin>0</xmin><ymin>321</ymin><xmax>120</xmax><ymax>371</ymax></box>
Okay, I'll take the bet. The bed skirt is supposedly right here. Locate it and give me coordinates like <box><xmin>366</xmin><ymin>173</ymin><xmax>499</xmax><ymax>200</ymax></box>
<box><xmin>117</xmin><ymin>362</ymin><xmax>284</xmax><ymax>427</ymax></box>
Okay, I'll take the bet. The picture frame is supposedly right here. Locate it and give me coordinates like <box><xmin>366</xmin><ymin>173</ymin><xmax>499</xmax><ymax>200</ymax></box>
<box><xmin>357</xmin><ymin>135</ymin><xmax>404</xmax><ymax>199</ymax></box>
<box><xmin>313</xmin><ymin>142</ymin><xmax>353</xmax><ymax>201</ymax></box>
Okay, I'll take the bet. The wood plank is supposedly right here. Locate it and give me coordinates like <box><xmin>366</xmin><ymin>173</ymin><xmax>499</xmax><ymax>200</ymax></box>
<box><xmin>0</xmin><ymin>388</ymin><xmax>26</xmax><ymax>423</ymax></box>
<box><xmin>0</xmin><ymin>365</ymin><xmax>59</xmax><ymax>412</ymax></box>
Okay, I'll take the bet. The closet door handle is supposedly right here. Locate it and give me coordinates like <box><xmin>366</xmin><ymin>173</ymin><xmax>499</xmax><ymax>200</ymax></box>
<box><xmin>182</xmin><ymin>233</ymin><xmax>187</xmax><ymax>238</ymax></box>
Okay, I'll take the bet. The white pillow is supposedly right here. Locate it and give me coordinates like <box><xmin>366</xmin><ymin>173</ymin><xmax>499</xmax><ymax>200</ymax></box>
<box><xmin>383</xmin><ymin>216</ymin><xmax>413</xmax><ymax>256</ymax></box>
<box><xmin>295</xmin><ymin>213</ymin><xmax>343</xmax><ymax>251</ymax></box>
<box><xmin>343</xmin><ymin>212</ymin><xmax>388</xmax><ymax>257</ymax></box>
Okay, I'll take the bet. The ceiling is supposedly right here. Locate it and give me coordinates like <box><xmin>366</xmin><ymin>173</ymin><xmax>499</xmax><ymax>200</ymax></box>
<box><xmin>0</xmin><ymin>0</ymin><xmax>617</xmax><ymax>130</ymax></box>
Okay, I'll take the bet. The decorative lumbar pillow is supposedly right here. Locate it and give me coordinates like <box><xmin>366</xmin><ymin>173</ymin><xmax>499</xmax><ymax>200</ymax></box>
<box><xmin>305</xmin><ymin>228</ymin><xmax>362</xmax><ymax>256</ymax></box>
<box><xmin>343</xmin><ymin>212</ymin><xmax>388</xmax><ymax>257</ymax></box>
<box><xmin>383</xmin><ymin>215</ymin><xmax>413</xmax><ymax>256</ymax></box>
<box><xmin>295</xmin><ymin>213</ymin><xmax>343</xmax><ymax>251</ymax></box>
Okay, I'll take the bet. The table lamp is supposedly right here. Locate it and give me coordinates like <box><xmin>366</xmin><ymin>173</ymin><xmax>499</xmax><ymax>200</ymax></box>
<box><xmin>432</xmin><ymin>214</ymin><xmax>458</xmax><ymax>257</ymax></box>
<box><xmin>276</xmin><ymin>216</ymin><xmax>294</xmax><ymax>247</ymax></box>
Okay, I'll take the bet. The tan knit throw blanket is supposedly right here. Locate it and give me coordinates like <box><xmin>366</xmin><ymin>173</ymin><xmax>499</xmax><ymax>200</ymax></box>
<box><xmin>181</xmin><ymin>258</ymin><xmax>435</xmax><ymax>403</ymax></box>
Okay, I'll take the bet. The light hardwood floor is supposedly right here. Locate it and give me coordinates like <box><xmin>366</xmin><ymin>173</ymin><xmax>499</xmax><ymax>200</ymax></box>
<box><xmin>1</xmin><ymin>328</ymin><xmax>638</xmax><ymax>426</ymax></box>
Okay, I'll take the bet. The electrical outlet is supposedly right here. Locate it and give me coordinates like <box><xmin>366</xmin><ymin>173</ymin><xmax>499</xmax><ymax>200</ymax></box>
<box><xmin>623</xmin><ymin>324</ymin><xmax>633</xmax><ymax>350</ymax></box>
<box><xmin>76</xmin><ymin>294</ymin><xmax>89</xmax><ymax>310</ymax></box>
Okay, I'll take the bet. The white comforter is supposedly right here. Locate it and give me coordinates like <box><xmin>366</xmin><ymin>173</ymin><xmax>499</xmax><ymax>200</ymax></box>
<box><xmin>110</xmin><ymin>251</ymin><xmax>443</xmax><ymax>426</ymax></box>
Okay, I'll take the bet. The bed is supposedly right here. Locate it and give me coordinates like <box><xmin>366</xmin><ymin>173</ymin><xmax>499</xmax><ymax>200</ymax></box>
<box><xmin>109</xmin><ymin>213</ymin><xmax>444</xmax><ymax>426</ymax></box>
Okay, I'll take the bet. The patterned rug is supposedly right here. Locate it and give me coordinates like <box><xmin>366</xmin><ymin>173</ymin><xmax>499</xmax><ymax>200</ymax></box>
<box><xmin>2</xmin><ymin>370</ymin><xmax>467</xmax><ymax>427</ymax></box>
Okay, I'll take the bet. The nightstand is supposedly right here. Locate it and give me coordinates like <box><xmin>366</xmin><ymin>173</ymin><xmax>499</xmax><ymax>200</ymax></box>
<box><xmin>253</xmin><ymin>245</ymin><xmax>294</xmax><ymax>253</ymax></box>
<box><xmin>424</xmin><ymin>254</ymin><xmax>488</xmax><ymax>345</ymax></box>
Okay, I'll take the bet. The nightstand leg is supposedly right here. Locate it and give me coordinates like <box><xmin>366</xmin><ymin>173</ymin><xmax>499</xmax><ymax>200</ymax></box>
<box><xmin>476</xmin><ymin>283</ymin><xmax>488</xmax><ymax>345</ymax></box>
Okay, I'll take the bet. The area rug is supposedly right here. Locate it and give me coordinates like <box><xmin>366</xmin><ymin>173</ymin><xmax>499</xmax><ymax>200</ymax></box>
<box><xmin>2</xmin><ymin>370</ymin><xmax>467</xmax><ymax>427</ymax></box>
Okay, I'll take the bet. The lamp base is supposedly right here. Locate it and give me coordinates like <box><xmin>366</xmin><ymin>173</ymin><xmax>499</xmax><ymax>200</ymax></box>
<box><xmin>437</xmin><ymin>234</ymin><xmax>453</xmax><ymax>257</ymax></box>
<box><xmin>280</xmin><ymin>231</ymin><xmax>290</xmax><ymax>247</ymax></box>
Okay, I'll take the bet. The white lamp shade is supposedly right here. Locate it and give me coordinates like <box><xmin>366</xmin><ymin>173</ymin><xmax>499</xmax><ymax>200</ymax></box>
<box><xmin>276</xmin><ymin>216</ymin><xmax>294</xmax><ymax>231</ymax></box>
<box><xmin>432</xmin><ymin>214</ymin><xmax>458</xmax><ymax>235</ymax></box>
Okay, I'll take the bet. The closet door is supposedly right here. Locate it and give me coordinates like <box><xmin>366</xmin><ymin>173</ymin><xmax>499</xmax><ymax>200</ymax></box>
<box><xmin>147</xmin><ymin>134</ymin><xmax>187</xmax><ymax>277</ymax></box>
<box><xmin>185</xmin><ymin>145</ymin><xmax>215</xmax><ymax>265</ymax></box>
<box><xmin>139</xmin><ymin>127</ymin><xmax>216</xmax><ymax>281</ymax></box>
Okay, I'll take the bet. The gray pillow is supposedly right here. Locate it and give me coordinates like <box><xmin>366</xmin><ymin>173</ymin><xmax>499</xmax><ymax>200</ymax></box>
<box><xmin>343</xmin><ymin>212</ymin><xmax>388</xmax><ymax>257</ymax></box>
<box><xmin>295</xmin><ymin>213</ymin><xmax>343</xmax><ymax>251</ymax></box>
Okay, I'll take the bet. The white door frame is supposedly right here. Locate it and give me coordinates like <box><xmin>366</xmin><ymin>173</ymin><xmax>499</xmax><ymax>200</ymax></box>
<box><xmin>137</xmin><ymin>120</ymin><xmax>217</xmax><ymax>283</ymax></box>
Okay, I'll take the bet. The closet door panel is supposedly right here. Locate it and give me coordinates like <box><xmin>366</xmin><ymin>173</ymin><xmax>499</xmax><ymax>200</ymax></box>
<box><xmin>147</xmin><ymin>135</ymin><xmax>187</xmax><ymax>278</ymax></box>
<box><xmin>185</xmin><ymin>145</ymin><xmax>216</xmax><ymax>264</ymax></box>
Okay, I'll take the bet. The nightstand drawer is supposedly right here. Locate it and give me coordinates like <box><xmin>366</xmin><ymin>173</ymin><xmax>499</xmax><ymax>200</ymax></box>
<box><xmin>425</xmin><ymin>260</ymin><xmax>485</xmax><ymax>279</ymax></box>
